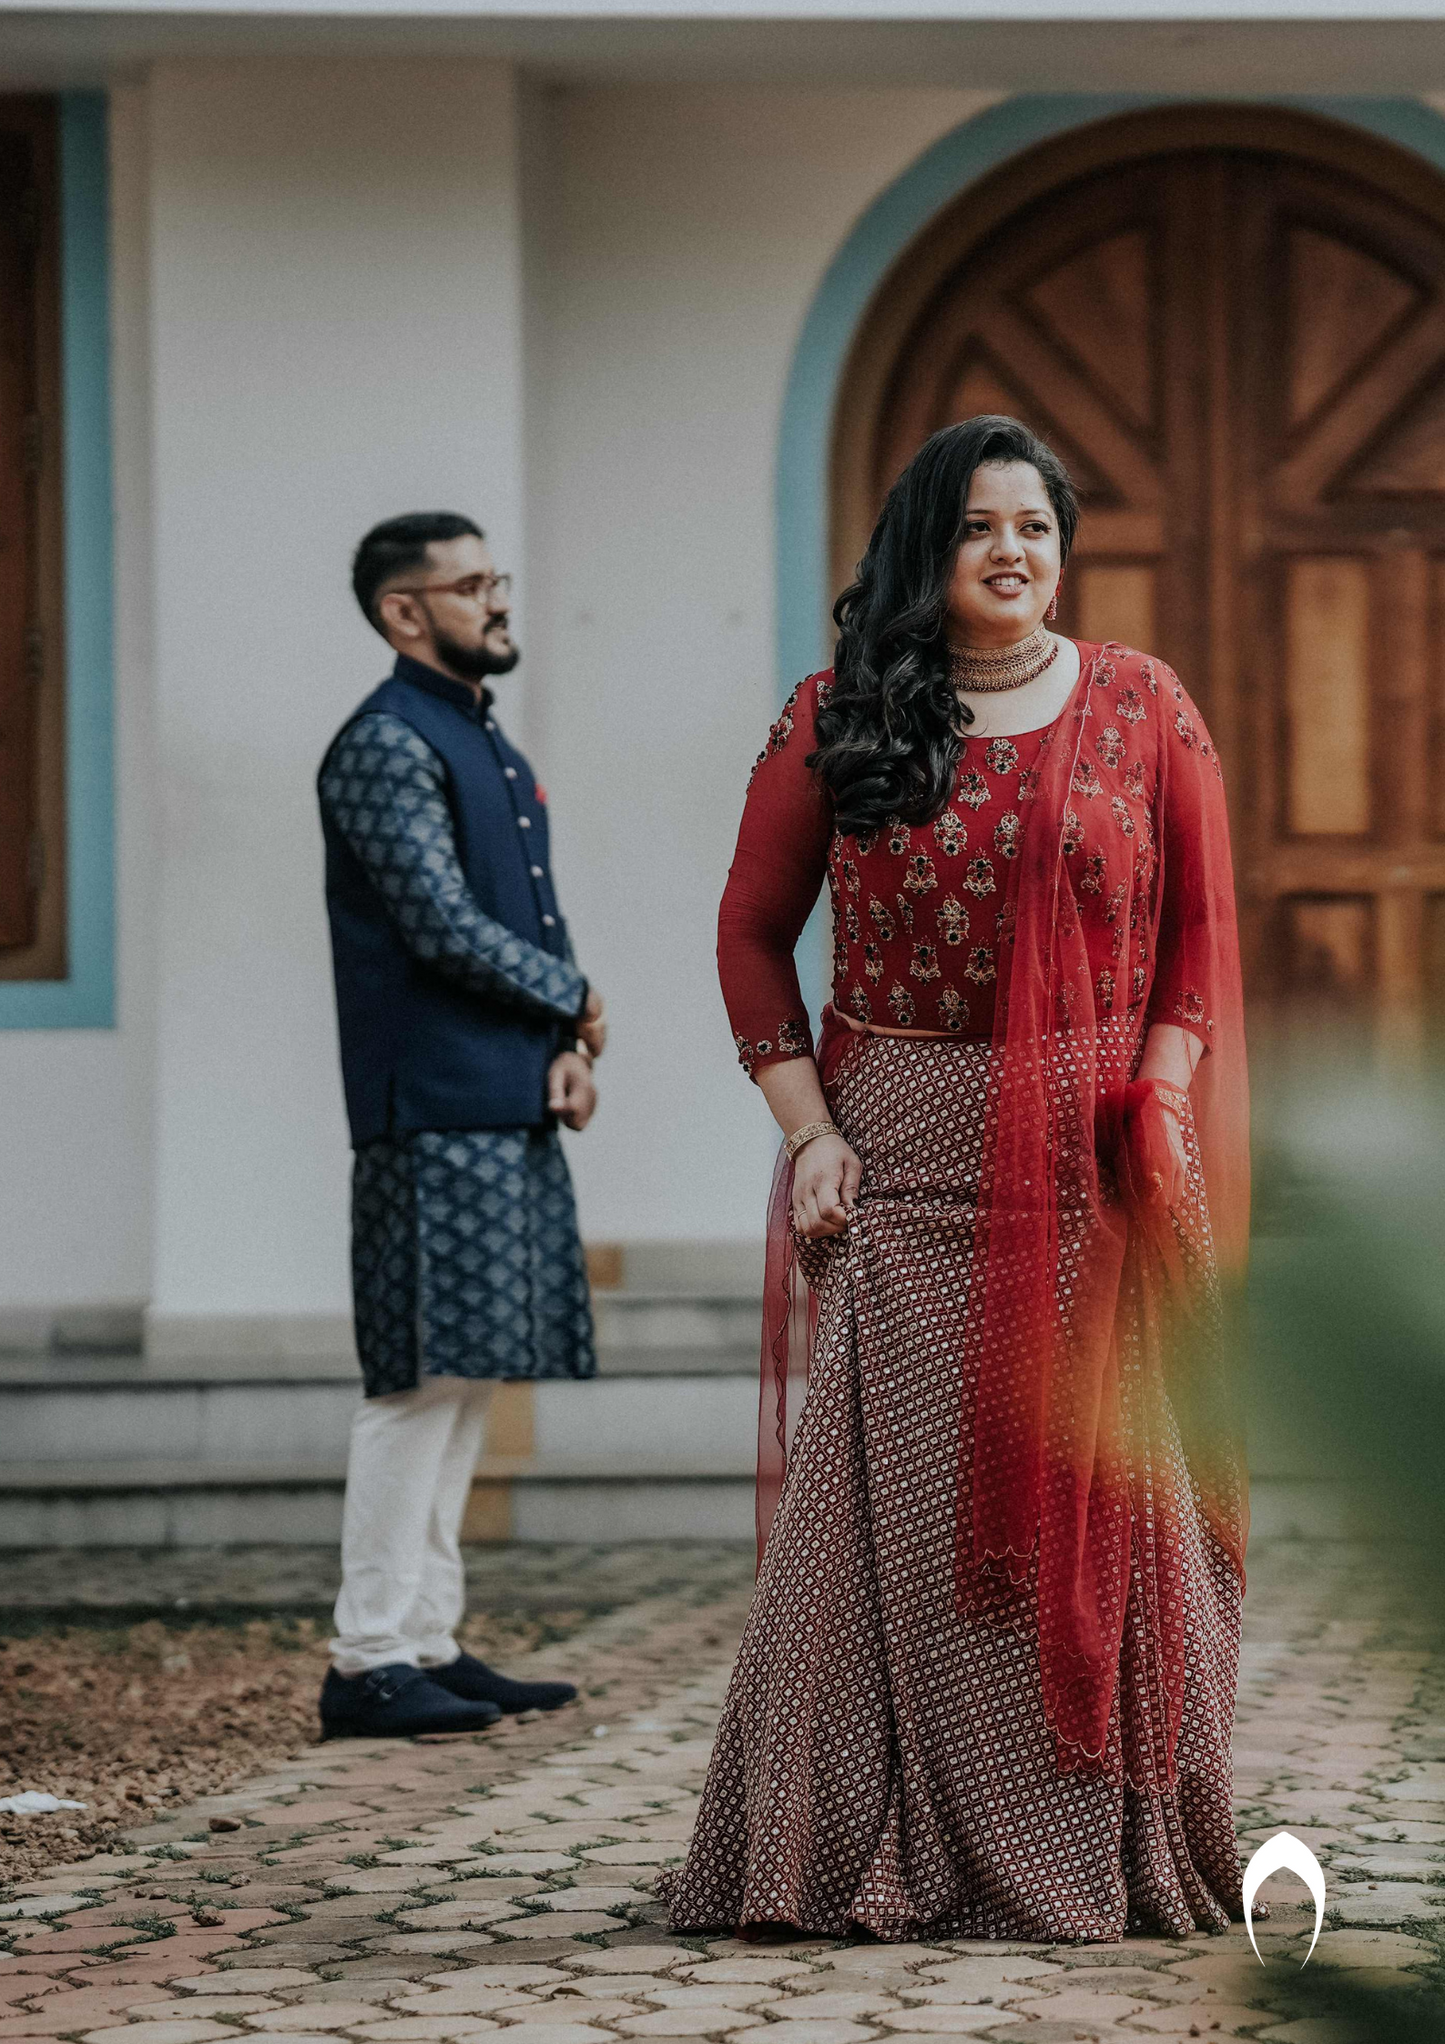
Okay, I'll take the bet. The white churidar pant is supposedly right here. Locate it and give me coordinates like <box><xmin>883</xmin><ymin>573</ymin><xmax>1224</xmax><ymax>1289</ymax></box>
<box><xmin>330</xmin><ymin>1376</ymin><xmax>495</xmax><ymax>1675</ymax></box>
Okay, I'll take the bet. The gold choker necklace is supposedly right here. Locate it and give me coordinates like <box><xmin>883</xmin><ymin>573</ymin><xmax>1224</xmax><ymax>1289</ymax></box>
<box><xmin>948</xmin><ymin>625</ymin><xmax>1058</xmax><ymax>693</ymax></box>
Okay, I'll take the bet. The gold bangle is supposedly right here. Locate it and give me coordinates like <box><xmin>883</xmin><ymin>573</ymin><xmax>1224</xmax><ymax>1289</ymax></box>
<box><xmin>785</xmin><ymin>1119</ymin><xmax>838</xmax><ymax>1162</ymax></box>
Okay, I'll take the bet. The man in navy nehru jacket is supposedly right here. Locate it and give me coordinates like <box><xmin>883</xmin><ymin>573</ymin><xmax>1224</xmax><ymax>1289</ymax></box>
<box><xmin>317</xmin><ymin>512</ymin><xmax>606</xmax><ymax>1738</ymax></box>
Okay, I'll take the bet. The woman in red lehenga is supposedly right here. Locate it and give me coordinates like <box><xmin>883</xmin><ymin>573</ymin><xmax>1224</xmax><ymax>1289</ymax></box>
<box><xmin>661</xmin><ymin>416</ymin><xmax>1253</xmax><ymax>1944</ymax></box>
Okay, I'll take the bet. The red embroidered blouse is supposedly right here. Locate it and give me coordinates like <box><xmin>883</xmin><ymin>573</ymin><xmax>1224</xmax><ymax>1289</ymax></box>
<box><xmin>718</xmin><ymin>642</ymin><xmax>1224</xmax><ymax>1078</ymax></box>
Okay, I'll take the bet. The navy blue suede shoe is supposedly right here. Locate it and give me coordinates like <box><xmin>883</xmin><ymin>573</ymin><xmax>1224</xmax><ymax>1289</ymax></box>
<box><xmin>319</xmin><ymin>1663</ymin><xmax>503</xmax><ymax>1739</ymax></box>
<box><xmin>428</xmin><ymin>1651</ymin><xmax>577</xmax><ymax>1714</ymax></box>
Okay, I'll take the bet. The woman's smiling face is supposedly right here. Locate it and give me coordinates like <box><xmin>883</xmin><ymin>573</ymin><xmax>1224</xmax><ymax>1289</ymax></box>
<box><xmin>946</xmin><ymin>459</ymin><xmax>1063</xmax><ymax>650</ymax></box>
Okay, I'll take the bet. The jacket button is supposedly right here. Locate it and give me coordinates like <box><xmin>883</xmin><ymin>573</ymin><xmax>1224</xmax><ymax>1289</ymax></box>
<box><xmin>530</xmin><ymin>865</ymin><xmax>544</xmax><ymax>878</ymax></box>
<box><xmin>518</xmin><ymin>815</ymin><xmax>531</xmax><ymax>828</ymax></box>
<box><xmin>504</xmin><ymin>767</ymin><xmax>517</xmax><ymax>779</ymax></box>
<box><xmin>542</xmin><ymin>914</ymin><xmax>556</xmax><ymax>928</ymax></box>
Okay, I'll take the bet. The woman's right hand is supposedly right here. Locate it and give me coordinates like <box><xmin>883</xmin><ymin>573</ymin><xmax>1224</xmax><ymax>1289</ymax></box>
<box><xmin>792</xmin><ymin>1131</ymin><xmax>863</xmax><ymax>1239</ymax></box>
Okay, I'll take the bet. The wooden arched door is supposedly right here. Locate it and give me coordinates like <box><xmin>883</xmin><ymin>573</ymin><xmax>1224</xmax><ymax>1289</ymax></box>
<box><xmin>833</xmin><ymin>108</ymin><xmax>1445</xmax><ymax>1052</ymax></box>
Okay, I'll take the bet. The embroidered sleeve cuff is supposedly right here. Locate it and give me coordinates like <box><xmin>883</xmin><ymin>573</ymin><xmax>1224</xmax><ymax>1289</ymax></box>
<box><xmin>1145</xmin><ymin>985</ymin><xmax>1214</xmax><ymax>1051</ymax></box>
<box><xmin>733</xmin><ymin>1019</ymin><xmax>814</xmax><ymax>1082</ymax></box>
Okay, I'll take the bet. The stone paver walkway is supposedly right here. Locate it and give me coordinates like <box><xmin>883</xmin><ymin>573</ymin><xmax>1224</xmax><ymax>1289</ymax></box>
<box><xmin>5</xmin><ymin>1539</ymin><xmax>1445</xmax><ymax>2041</ymax></box>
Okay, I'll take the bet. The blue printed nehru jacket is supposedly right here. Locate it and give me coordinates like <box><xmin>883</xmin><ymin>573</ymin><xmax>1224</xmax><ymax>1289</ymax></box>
<box><xmin>319</xmin><ymin>692</ymin><xmax>596</xmax><ymax>1395</ymax></box>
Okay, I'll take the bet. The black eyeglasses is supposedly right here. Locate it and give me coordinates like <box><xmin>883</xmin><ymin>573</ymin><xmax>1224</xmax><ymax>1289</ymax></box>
<box><xmin>391</xmin><ymin>572</ymin><xmax>512</xmax><ymax>607</ymax></box>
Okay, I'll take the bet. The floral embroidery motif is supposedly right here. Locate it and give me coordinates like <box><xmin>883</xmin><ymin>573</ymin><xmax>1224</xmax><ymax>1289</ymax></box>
<box><xmin>904</xmin><ymin>853</ymin><xmax>938</xmax><ymax>894</ymax></box>
<box><xmin>937</xmin><ymin>985</ymin><xmax>968</xmax><ymax>1031</ymax></box>
<box><xmin>964</xmin><ymin>945</ymin><xmax>996</xmax><ymax>986</ymax></box>
<box><xmin>933</xmin><ymin>809</ymin><xmax>966</xmax><ymax>855</ymax></box>
<box><xmin>787</xmin><ymin>666</ymin><xmax>1210</xmax><ymax>1075</ymax></box>
<box><xmin>963</xmin><ymin>853</ymin><xmax>996</xmax><ymax>898</ymax></box>
<box><xmin>734</xmin><ymin>1033</ymin><xmax>755</xmax><ymax>1076</ymax></box>
<box><xmin>778</xmin><ymin>1019</ymin><xmax>810</xmax><ymax>1058</ymax></box>
<box><xmin>1072</xmin><ymin>759</ymin><xmax>1102</xmax><ymax>799</ymax></box>
<box><xmin>756</xmin><ymin>1039</ymin><xmax>773</xmax><ymax>1058</ymax></box>
<box><xmin>746</xmin><ymin>681</ymin><xmax>801</xmax><ymax>787</ymax></box>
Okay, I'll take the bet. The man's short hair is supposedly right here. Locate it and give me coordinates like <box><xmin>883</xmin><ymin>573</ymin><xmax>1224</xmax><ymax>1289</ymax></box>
<box><xmin>352</xmin><ymin>512</ymin><xmax>484</xmax><ymax>633</ymax></box>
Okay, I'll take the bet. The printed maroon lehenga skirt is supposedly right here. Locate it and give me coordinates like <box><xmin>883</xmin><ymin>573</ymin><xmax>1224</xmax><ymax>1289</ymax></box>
<box><xmin>660</xmin><ymin>1034</ymin><xmax>1245</xmax><ymax>1943</ymax></box>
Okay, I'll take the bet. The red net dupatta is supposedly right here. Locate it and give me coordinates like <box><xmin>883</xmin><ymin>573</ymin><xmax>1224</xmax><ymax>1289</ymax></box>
<box><xmin>754</xmin><ymin>644</ymin><xmax>1249</xmax><ymax>1796</ymax></box>
<box><xmin>957</xmin><ymin>644</ymin><xmax>1249</xmax><ymax>1790</ymax></box>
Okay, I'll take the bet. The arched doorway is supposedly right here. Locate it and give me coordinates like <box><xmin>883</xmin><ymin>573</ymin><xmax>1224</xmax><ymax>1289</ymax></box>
<box><xmin>832</xmin><ymin>106</ymin><xmax>1445</xmax><ymax>1050</ymax></box>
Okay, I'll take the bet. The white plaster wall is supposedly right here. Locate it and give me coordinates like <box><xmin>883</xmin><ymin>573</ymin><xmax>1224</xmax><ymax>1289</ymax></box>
<box><xmin>524</xmin><ymin>84</ymin><xmax>996</xmax><ymax>1242</ymax></box>
<box><xmin>2</xmin><ymin>71</ymin><xmax>1001</xmax><ymax>1325</ymax></box>
<box><xmin>0</xmin><ymin>84</ymin><xmax>156</xmax><ymax>1319</ymax></box>
<box><xmin>146</xmin><ymin>58</ymin><xmax>528</xmax><ymax>1328</ymax></box>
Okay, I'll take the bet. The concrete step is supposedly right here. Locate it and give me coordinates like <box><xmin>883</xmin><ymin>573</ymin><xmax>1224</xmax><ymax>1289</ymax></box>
<box><xmin>0</xmin><ymin>1453</ymin><xmax>755</xmax><ymax>1548</ymax></box>
<box><xmin>0</xmin><ymin>1352</ymin><xmax>758</xmax><ymax>1467</ymax></box>
<box><xmin>0</xmin><ymin>1288</ymin><xmax>763</xmax><ymax>1547</ymax></box>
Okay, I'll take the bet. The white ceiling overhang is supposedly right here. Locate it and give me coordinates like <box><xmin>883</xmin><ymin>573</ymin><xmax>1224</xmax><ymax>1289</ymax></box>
<box><xmin>3</xmin><ymin>0</ymin><xmax>1445</xmax><ymax>93</ymax></box>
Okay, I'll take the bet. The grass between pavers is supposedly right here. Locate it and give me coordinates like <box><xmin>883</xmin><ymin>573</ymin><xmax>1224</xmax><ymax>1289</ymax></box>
<box><xmin>0</xmin><ymin>1608</ymin><xmax>598</xmax><ymax>1888</ymax></box>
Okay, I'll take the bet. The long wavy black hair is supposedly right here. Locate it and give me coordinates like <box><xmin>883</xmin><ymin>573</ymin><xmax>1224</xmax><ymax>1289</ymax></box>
<box><xmin>810</xmin><ymin>416</ymin><xmax>1079</xmax><ymax>835</ymax></box>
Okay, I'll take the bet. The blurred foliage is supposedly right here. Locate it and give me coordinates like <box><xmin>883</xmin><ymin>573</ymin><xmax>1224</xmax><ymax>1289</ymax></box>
<box><xmin>1243</xmin><ymin>1055</ymin><xmax>1445</xmax><ymax>2035</ymax></box>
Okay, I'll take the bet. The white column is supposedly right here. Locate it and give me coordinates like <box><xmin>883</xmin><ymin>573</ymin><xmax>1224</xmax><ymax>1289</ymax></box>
<box><xmin>145</xmin><ymin>57</ymin><xmax>526</xmax><ymax>1353</ymax></box>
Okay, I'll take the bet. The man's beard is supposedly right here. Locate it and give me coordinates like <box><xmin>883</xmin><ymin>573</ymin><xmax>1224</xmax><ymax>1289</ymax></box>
<box><xmin>433</xmin><ymin>620</ymin><xmax>521</xmax><ymax>681</ymax></box>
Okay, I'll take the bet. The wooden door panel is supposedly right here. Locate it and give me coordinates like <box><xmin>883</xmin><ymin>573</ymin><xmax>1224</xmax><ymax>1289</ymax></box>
<box><xmin>1287</xmin><ymin>226</ymin><xmax>1421</xmax><ymax>432</ymax></box>
<box><xmin>840</xmin><ymin>112</ymin><xmax>1445</xmax><ymax>1050</ymax></box>
<box><xmin>1282</xmin><ymin>558</ymin><xmax>1371</xmax><ymax>837</ymax></box>
<box><xmin>1021</xmin><ymin>227</ymin><xmax>1157</xmax><ymax>435</ymax></box>
<box><xmin>0</xmin><ymin>128</ymin><xmax>38</xmax><ymax>948</ymax></box>
<box><xmin>1077</xmin><ymin>564</ymin><xmax>1157</xmax><ymax>656</ymax></box>
<box><xmin>1282</xmin><ymin>896</ymin><xmax>1374</xmax><ymax>1007</ymax></box>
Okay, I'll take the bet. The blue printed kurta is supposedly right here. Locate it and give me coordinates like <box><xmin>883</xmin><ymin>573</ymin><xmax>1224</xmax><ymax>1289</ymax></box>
<box><xmin>320</xmin><ymin>708</ymin><xmax>596</xmax><ymax>1395</ymax></box>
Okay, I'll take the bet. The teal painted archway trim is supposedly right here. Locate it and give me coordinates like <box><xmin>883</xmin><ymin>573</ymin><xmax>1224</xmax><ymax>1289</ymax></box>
<box><xmin>0</xmin><ymin>92</ymin><xmax>114</xmax><ymax>1028</ymax></box>
<box><xmin>776</xmin><ymin>92</ymin><xmax>1445</xmax><ymax>695</ymax></box>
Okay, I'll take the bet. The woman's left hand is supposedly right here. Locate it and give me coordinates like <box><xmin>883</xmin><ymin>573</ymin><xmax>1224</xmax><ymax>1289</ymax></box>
<box><xmin>1157</xmin><ymin>1098</ymin><xmax>1189</xmax><ymax>1204</ymax></box>
<box><xmin>548</xmin><ymin>1050</ymin><xmax>597</xmax><ymax>1131</ymax></box>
